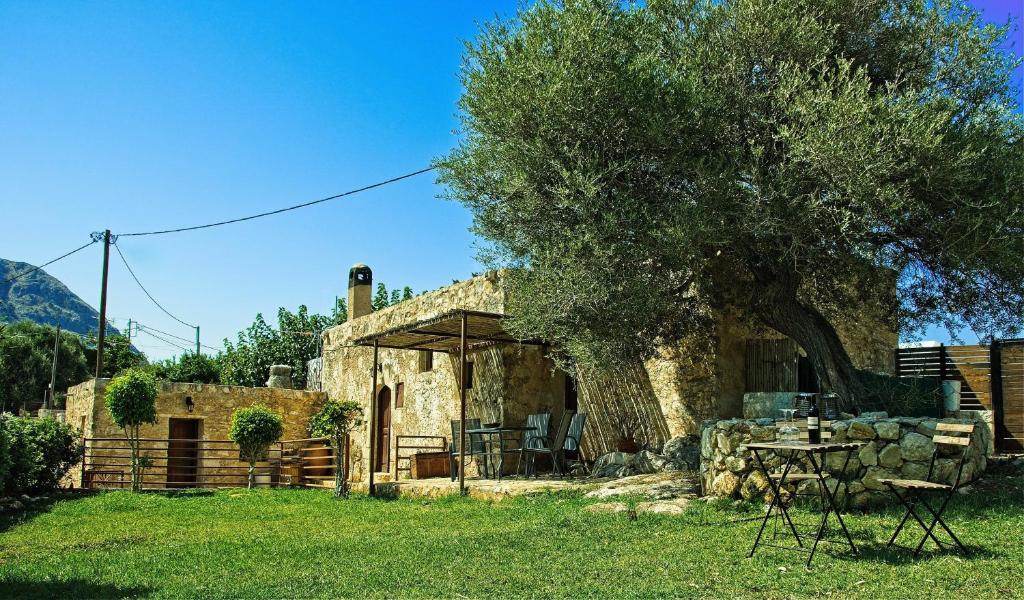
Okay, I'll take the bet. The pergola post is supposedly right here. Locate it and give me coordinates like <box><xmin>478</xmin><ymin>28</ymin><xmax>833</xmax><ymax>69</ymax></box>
<box><xmin>368</xmin><ymin>339</ymin><xmax>379</xmax><ymax>497</ymax></box>
<box><xmin>459</xmin><ymin>312</ymin><xmax>468</xmax><ymax>495</ymax></box>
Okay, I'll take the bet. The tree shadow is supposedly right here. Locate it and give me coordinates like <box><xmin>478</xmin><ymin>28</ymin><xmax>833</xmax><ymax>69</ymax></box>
<box><xmin>0</xmin><ymin>578</ymin><xmax>153</xmax><ymax>599</ymax></box>
<box><xmin>0</xmin><ymin>493</ymin><xmax>73</xmax><ymax>534</ymax></box>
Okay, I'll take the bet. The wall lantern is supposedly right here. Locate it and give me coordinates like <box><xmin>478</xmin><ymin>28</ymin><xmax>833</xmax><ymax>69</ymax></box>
<box><xmin>185</xmin><ymin>396</ymin><xmax>195</xmax><ymax>413</ymax></box>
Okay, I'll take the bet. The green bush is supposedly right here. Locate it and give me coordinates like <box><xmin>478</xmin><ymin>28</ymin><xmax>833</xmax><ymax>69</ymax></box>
<box><xmin>1</xmin><ymin>414</ymin><xmax>83</xmax><ymax>495</ymax></box>
<box><xmin>858</xmin><ymin>371</ymin><xmax>943</xmax><ymax>417</ymax></box>
<box><xmin>105</xmin><ymin>368</ymin><xmax>159</xmax><ymax>491</ymax></box>
<box><xmin>229</xmin><ymin>404</ymin><xmax>284</xmax><ymax>489</ymax></box>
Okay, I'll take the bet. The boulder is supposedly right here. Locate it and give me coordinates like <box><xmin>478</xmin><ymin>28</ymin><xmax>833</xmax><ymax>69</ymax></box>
<box><xmin>724</xmin><ymin>456</ymin><xmax>748</xmax><ymax>473</ymax></box>
<box><xmin>591</xmin><ymin>452</ymin><xmax>638</xmax><ymax>478</ymax></box>
<box><xmin>900</xmin><ymin>461</ymin><xmax>930</xmax><ymax>481</ymax></box>
<box><xmin>634</xmin><ymin>450</ymin><xmax>673</xmax><ymax>474</ymax></box>
<box><xmin>863</xmin><ymin>466</ymin><xmax>898</xmax><ymax>491</ymax></box>
<box><xmin>709</xmin><ymin>471</ymin><xmax>741</xmax><ymax>497</ymax></box>
<box><xmin>848</xmin><ymin>421</ymin><xmax>876</xmax><ymax>440</ymax></box>
<box><xmin>661</xmin><ymin>435</ymin><xmax>701</xmax><ymax>471</ymax></box>
<box><xmin>877</xmin><ymin>444</ymin><xmax>903</xmax><ymax>469</ymax></box>
<box><xmin>900</xmin><ymin>432</ymin><xmax>935</xmax><ymax>462</ymax></box>
<box><xmin>874</xmin><ymin>421</ymin><xmax>900</xmax><ymax>441</ymax></box>
<box><xmin>740</xmin><ymin>470</ymin><xmax>770</xmax><ymax>501</ymax></box>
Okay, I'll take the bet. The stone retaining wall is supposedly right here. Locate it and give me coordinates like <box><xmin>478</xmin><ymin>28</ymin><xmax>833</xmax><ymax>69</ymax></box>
<box><xmin>700</xmin><ymin>415</ymin><xmax>990</xmax><ymax>509</ymax></box>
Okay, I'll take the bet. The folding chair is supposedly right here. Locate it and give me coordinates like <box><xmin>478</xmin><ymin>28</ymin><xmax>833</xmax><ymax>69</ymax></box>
<box><xmin>879</xmin><ymin>422</ymin><xmax>976</xmax><ymax>556</ymax></box>
<box><xmin>522</xmin><ymin>411</ymin><xmax>574</xmax><ymax>478</ymax></box>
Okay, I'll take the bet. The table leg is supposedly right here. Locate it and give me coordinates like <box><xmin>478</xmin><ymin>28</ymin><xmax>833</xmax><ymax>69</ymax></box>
<box><xmin>807</xmin><ymin>450</ymin><xmax>858</xmax><ymax>557</ymax></box>
<box><xmin>749</xmin><ymin>449</ymin><xmax>802</xmax><ymax>557</ymax></box>
<box><xmin>497</xmin><ymin>433</ymin><xmax>506</xmax><ymax>482</ymax></box>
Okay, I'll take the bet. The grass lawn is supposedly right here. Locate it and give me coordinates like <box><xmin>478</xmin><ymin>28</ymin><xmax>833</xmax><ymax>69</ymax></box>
<box><xmin>1</xmin><ymin>468</ymin><xmax>1021</xmax><ymax>599</ymax></box>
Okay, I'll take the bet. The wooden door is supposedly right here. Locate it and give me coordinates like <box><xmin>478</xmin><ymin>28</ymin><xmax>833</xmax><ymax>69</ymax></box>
<box><xmin>167</xmin><ymin>419</ymin><xmax>200</xmax><ymax>488</ymax></box>
<box><xmin>375</xmin><ymin>387</ymin><xmax>392</xmax><ymax>472</ymax></box>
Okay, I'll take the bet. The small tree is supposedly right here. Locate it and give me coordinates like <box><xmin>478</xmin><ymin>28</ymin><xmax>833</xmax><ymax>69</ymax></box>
<box><xmin>104</xmin><ymin>368</ymin><xmax>158</xmax><ymax>491</ymax></box>
<box><xmin>308</xmin><ymin>399</ymin><xmax>364</xmax><ymax>498</ymax></box>
<box><xmin>229</xmin><ymin>404</ymin><xmax>284</xmax><ymax>489</ymax></box>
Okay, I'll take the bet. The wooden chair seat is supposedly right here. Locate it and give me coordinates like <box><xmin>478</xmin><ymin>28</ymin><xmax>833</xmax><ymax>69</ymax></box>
<box><xmin>770</xmin><ymin>472</ymin><xmax>830</xmax><ymax>480</ymax></box>
<box><xmin>878</xmin><ymin>478</ymin><xmax>951</xmax><ymax>491</ymax></box>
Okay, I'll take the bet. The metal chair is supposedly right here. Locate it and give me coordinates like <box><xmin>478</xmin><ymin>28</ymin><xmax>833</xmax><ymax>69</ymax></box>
<box><xmin>523</xmin><ymin>411</ymin><xmax>574</xmax><ymax>478</ymax></box>
<box><xmin>449</xmin><ymin>418</ymin><xmax>487</xmax><ymax>481</ymax></box>
<box><xmin>879</xmin><ymin>422</ymin><xmax>977</xmax><ymax>556</ymax></box>
<box><xmin>563</xmin><ymin>413</ymin><xmax>588</xmax><ymax>476</ymax></box>
<box><xmin>517</xmin><ymin>412</ymin><xmax>550</xmax><ymax>476</ymax></box>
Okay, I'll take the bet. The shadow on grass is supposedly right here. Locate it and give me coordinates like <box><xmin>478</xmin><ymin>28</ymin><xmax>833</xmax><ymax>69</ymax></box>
<box><xmin>0</xmin><ymin>492</ymin><xmax>84</xmax><ymax>534</ymax></box>
<box><xmin>147</xmin><ymin>489</ymin><xmax>216</xmax><ymax>499</ymax></box>
<box><xmin>0</xmin><ymin>578</ymin><xmax>153</xmax><ymax>599</ymax></box>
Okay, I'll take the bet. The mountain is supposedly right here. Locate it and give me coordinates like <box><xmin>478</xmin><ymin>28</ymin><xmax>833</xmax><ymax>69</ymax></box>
<box><xmin>0</xmin><ymin>258</ymin><xmax>119</xmax><ymax>337</ymax></box>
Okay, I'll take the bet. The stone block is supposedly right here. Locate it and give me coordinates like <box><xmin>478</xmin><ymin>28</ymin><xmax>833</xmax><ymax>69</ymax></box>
<box><xmin>874</xmin><ymin>421</ymin><xmax>900</xmax><ymax>440</ymax></box>
<box><xmin>724</xmin><ymin>456</ymin><xmax>748</xmax><ymax>473</ymax></box>
<box><xmin>877</xmin><ymin>444</ymin><xmax>903</xmax><ymax>469</ymax></box>
<box><xmin>709</xmin><ymin>471</ymin><xmax>741</xmax><ymax>497</ymax></box>
<box><xmin>848</xmin><ymin>421</ymin><xmax>876</xmax><ymax>440</ymax></box>
<box><xmin>740</xmin><ymin>470</ymin><xmax>770</xmax><ymax>501</ymax></box>
<box><xmin>900</xmin><ymin>461</ymin><xmax>930</xmax><ymax>481</ymax></box>
<box><xmin>860</xmin><ymin>411</ymin><xmax>889</xmax><ymax>419</ymax></box>
<box><xmin>825</xmin><ymin>451</ymin><xmax>861</xmax><ymax>475</ymax></box>
<box><xmin>749</xmin><ymin>425</ymin><xmax>776</xmax><ymax>442</ymax></box>
<box><xmin>915</xmin><ymin>420</ymin><xmax>938</xmax><ymax>437</ymax></box>
<box><xmin>858</xmin><ymin>442</ymin><xmax>878</xmax><ymax>467</ymax></box>
<box><xmin>863</xmin><ymin>466</ymin><xmax>899</xmax><ymax>491</ymax></box>
<box><xmin>900</xmin><ymin>432</ymin><xmax>935</xmax><ymax>462</ymax></box>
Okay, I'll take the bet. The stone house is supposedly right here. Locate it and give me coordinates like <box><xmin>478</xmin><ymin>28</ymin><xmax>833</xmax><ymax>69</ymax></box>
<box><xmin>319</xmin><ymin>264</ymin><xmax>896</xmax><ymax>484</ymax></box>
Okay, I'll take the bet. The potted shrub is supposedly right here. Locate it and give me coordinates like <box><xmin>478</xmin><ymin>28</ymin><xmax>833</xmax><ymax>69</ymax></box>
<box><xmin>229</xmin><ymin>404</ymin><xmax>284</xmax><ymax>489</ymax></box>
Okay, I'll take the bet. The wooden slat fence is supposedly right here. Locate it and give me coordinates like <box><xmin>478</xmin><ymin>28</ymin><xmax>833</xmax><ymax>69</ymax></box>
<box><xmin>895</xmin><ymin>340</ymin><xmax>1024</xmax><ymax>452</ymax></box>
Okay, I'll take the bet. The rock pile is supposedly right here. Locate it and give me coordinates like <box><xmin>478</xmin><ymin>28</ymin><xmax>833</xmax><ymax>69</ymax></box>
<box><xmin>590</xmin><ymin>434</ymin><xmax>701</xmax><ymax>478</ymax></box>
<box><xmin>700</xmin><ymin>415</ymin><xmax>990</xmax><ymax>509</ymax></box>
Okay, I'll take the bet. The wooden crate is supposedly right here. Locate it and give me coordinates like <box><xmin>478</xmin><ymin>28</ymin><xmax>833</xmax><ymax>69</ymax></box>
<box><xmin>410</xmin><ymin>451</ymin><xmax>450</xmax><ymax>479</ymax></box>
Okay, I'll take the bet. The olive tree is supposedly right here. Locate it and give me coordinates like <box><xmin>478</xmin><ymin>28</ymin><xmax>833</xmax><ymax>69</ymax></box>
<box><xmin>104</xmin><ymin>368</ymin><xmax>158</xmax><ymax>491</ymax></box>
<box><xmin>229</xmin><ymin>404</ymin><xmax>284</xmax><ymax>489</ymax></box>
<box><xmin>308</xmin><ymin>399</ymin><xmax>364</xmax><ymax>498</ymax></box>
<box><xmin>438</xmin><ymin>0</ymin><xmax>1023</xmax><ymax>407</ymax></box>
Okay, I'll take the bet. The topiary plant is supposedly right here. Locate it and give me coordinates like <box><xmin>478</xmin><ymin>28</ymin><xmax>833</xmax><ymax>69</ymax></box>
<box><xmin>104</xmin><ymin>368</ymin><xmax>158</xmax><ymax>491</ymax></box>
<box><xmin>308</xmin><ymin>399</ymin><xmax>364</xmax><ymax>498</ymax></box>
<box><xmin>229</xmin><ymin>404</ymin><xmax>284</xmax><ymax>489</ymax></box>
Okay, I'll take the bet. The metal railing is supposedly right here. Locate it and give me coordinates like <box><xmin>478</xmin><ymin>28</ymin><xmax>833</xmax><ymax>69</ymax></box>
<box><xmin>81</xmin><ymin>437</ymin><xmax>335</xmax><ymax>490</ymax></box>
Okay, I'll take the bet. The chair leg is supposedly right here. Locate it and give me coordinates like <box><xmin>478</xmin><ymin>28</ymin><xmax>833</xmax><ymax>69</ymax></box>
<box><xmin>449</xmin><ymin>453</ymin><xmax>456</xmax><ymax>482</ymax></box>
<box><xmin>888</xmin><ymin>486</ymin><xmax>945</xmax><ymax>551</ymax></box>
<box><xmin>914</xmin><ymin>492</ymin><xmax>969</xmax><ymax>556</ymax></box>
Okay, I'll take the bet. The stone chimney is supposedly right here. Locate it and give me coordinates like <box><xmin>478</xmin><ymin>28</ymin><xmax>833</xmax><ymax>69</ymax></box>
<box><xmin>348</xmin><ymin>263</ymin><xmax>372</xmax><ymax>321</ymax></box>
<box><xmin>266</xmin><ymin>365</ymin><xmax>293</xmax><ymax>389</ymax></box>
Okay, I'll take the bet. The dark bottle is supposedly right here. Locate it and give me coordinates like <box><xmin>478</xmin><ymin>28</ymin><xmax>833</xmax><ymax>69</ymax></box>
<box><xmin>806</xmin><ymin>393</ymin><xmax>821</xmax><ymax>443</ymax></box>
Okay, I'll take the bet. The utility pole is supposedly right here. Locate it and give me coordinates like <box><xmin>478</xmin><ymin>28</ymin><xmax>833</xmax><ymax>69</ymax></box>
<box><xmin>126</xmin><ymin>318</ymin><xmax>132</xmax><ymax>345</ymax></box>
<box><xmin>195</xmin><ymin>325</ymin><xmax>200</xmax><ymax>355</ymax></box>
<box><xmin>46</xmin><ymin>324</ymin><xmax>61</xmax><ymax>409</ymax></box>
<box><xmin>95</xmin><ymin>229</ymin><xmax>111</xmax><ymax>378</ymax></box>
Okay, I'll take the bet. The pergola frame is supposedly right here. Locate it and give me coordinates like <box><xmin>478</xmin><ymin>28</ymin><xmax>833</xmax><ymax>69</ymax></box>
<box><xmin>352</xmin><ymin>310</ymin><xmax>546</xmax><ymax>495</ymax></box>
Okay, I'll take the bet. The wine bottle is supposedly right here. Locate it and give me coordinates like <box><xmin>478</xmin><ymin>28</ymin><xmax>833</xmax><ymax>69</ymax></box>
<box><xmin>807</xmin><ymin>393</ymin><xmax>821</xmax><ymax>444</ymax></box>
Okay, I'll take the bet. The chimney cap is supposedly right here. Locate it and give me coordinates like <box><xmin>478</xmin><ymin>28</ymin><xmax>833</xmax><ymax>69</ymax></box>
<box><xmin>349</xmin><ymin>263</ymin><xmax>372</xmax><ymax>288</ymax></box>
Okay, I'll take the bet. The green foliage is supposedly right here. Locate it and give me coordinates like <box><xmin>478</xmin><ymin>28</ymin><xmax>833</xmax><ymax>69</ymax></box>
<box><xmin>146</xmin><ymin>353</ymin><xmax>221</xmax><ymax>384</ymax></box>
<box><xmin>438</xmin><ymin>0</ymin><xmax>1023</xmax><ymax>401</ymax></box>
<box><xmin>0</xmin><ymin>321</ymin><xmax>91</xmax><ymax>414</ymax></box>
<box><xmin>219</xmin><ymin>306</ymin><xmax>330</xmax><ymax>389</ymax></box>
<box><xmin>230</xmin><ymin>404</ymin><xmax>284</xmax><ymax>489</ymax></box>
<box><xmin>84</xmin><ymin>333</ymin><xmax>147</xmax><ymax>379</ymax></box>
<box><xmin>372</xmin><ymin>283</ymin><xmax>390</xmax><ymax>311</ymax></box>
<box><xmin>309</xmin><ymin>399</ymin><xmax>364</xmax><ymax>497</ymax></box>
<box><xmin>0</xmin><ymin>414</ymin><xmax>83</xmax><ymax>495</ymax></box>
<box><xmin>402</xmin><ymin>287</ymin><xmax>414</xmax><ymax>302</ymax></box>
<box><xmin>859</xmin><ymin>372</ymin><xmax>943</xmax><ymax>418</ymax></box>
<box><xmin>104</xmin><ymin>369</ymin><xmax>158</xmax><ymax>430</ymax></box>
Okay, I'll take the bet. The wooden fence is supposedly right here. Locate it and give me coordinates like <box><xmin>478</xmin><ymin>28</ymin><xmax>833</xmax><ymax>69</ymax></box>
<box><xmin>80</xmin><ymin>437</ymin><xmax>337</xmax><ymax>490</ymax></box>
<box><xmin>895</xmin><ymin>339</ymin><xmax>1023</xmax><ymax>452</ymax></box>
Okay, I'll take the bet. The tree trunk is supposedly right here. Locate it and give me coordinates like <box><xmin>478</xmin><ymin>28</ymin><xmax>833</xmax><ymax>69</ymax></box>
<box><xmin>248</xmin><ymin>460</ymin><xmax>255</xmax><ymax>489</ymax></box>
<box><xmin>751</xmin><ymin>274</ymin><xmax>867</xmax><ymax>410</ymax></box>
<box><xmin>127</xmin><ymin>426</ymin><xmax>140</xmax><ymax>492</ymax></box>
<box><xmin>333</xmin><ymin>435</ymin><xmax>346</xmax><ymax>498</ymax></box>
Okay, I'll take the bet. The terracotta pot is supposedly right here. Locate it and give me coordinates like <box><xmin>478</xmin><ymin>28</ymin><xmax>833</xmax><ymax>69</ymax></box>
<box><xmin>616</xmin><ymin>438</ymin><xmax>639</xmax><ymax>453</ymax></box>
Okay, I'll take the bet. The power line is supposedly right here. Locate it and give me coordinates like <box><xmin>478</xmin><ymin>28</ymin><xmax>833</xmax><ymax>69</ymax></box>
<box><xmin>119</xmin><ymin>166</ymin><xmax>434</xmax><ymax>237</ymax></box>
<box><xmin>137</xmin><ymin>323</ymin><xmax>219</xmax><ymax>352</ymax></box>
<box><xmin>3</xmin><ymin>237</ymin><xmax>100</xmax><ymax>284</ymax></box>
<box><xmin>113</xmin><ymin>242</ymin><xmax>196</xmax><ymax>329</ymax></box>
<box><xmin>135</xmin><ymin>326</ymin><xmax>191</xmax><ymax>353</ymax></box>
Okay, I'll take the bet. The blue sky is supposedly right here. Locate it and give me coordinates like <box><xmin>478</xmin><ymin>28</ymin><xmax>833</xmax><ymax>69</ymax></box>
<box><xmin>0</xmin><ymin>0</ymin><xmax>1020</xmax><ymax>359</ymax></box>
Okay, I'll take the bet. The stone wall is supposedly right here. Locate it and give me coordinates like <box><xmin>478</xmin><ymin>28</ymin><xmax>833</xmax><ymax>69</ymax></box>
<box><xmin>64</xmin><ymin>378</ymin><xmax>326</xmax><ymax>487</ymax></box>
<box><xmin>700</xmin><ymin>415</ymin><xmax>990</xmax><ymax>509</ymax></box>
